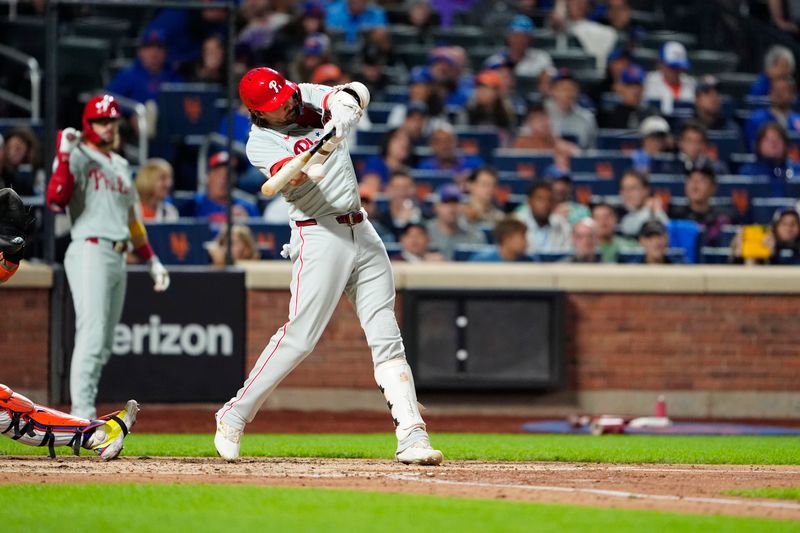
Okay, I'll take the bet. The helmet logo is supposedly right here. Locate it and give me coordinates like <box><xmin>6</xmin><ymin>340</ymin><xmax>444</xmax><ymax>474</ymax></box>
<box><xmin>269</xmin><ymin>80</ymin><xmax>280</xmax><ymax>93</ymax></box>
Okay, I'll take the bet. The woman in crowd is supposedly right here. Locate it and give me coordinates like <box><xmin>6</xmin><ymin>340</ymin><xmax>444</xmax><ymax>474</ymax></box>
<box><xmin>135</xmin><ymin>158</ymin><xmax>179</xmax><ymax>222</ymax></box>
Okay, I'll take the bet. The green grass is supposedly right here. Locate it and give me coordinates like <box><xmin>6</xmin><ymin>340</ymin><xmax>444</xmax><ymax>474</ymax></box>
<box><xmin>723</xmin><ymin>488</ymin><xmax>800</xmax><ymax>501</ymax></box>
<box><xmin>1</xmin><ymin>483</ymin><xmax>796</xmax><ymax>533</ymax></box>
<box><xmin>1</xmin><ymin>433</ymin><xmax>799</xmax><ymax>464</ymax></box>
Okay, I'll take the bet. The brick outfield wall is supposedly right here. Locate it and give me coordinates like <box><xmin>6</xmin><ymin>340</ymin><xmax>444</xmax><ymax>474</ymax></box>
<box><xmin>0</xmin><ymin>289</ymin><xmax>50</xmax><ymax>398</ymax></box>
<box><xmin>247</xmin><ymin>290</ymin><xmax>800</xmax><ymax>392</ymax></box>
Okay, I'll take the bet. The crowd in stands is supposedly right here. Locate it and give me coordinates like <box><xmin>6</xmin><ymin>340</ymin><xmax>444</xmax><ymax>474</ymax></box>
<box><xmin>4</xmin><ymin>0</ymin><xmax>800</xmax><ymax>266</ymax></box>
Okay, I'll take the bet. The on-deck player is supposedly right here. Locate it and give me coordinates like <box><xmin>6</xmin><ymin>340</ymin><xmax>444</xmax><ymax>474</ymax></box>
<box><xmin>0</xmin><ymin>188</ymin><xmax>138</xmax><ymax>460</ymax></box>
<box><xmin>46</xmin><ymin>95</ymin><xmax>171</xmax><ymax>420</ymax></box>
<box><xmin>214</xmin><ymin>68</ymin><xmax>443</xmax><ymax>465</ymax></box>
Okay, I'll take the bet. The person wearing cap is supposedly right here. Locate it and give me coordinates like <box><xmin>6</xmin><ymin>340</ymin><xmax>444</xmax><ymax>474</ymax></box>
<box><xmin>417</xmin><ymin>123</ymin><xmax>485</xmax><ymax>184</ymax></box>
<box><xmin>617</xmin><ymin>169</ymin><xmax>669</xmax><ymax>238</ymax></box>
<box><xmin>393</xmin><ymin>223</ymin><xmax>445</xmax><ymax>263</ymax></box>
<box><xmin>637</xmin><ymin>220</ymin><xmax>672</xmax><ymax>264</ymax></box>
<box><xmin>668</xmin><ymin>162</ymin><xmax>731</xmax><ymax>247</ymax></box>
<box><xmin>193</xmin><ymin>152</ymin><xmax>258</xmax><ymax>223</ymax></box>
<box><xmin>750</xmin><ymin>45</ymin><xmax>796</xmax><ymax>98</ymax></box>
<box><xmin>465</xmin><ymin>69</ymin><xmax>516</xmax><ymax>138</ymax></box>
<box><xmin>425</xmin><ymin>183</ymin><xmax>487</xmax><ymax>260</ymax></box>
<box><xmin>485</xmin><ymin>15</ymin><xmax>554</xmax><ymax>79</ymax></box>
<box><xmin>744</xmin><ymin>76</ymin><xmax>800</xmax><ymax>150</ymax></box>
<box><xmin>513</xmin><ymin>181</ymin><xmax>573</xmax><ymax>255</ymax></box>
<box><xmin>692</xmin><ymin>74</ymin><xmax>741</xmax><ymax>135</ymax></box>
<box><xmin>642</xmin><ymin>41</ymin><xmax>697</xmax><ymax>115</ymax></box>
<box><xmin>675</xmin><ymin>120</ymin><xmax>729</xmax><ymax>175</ymax></box>
<box><xmin>545</xmin><ymin>68</ymin><xmax>598</xmax><ymax>149</ymax></box>
<box><xmin>469</xmin><ymin>218</ymin><xmax>532</xmax><ymax>263</ymax></box>
<box><xmin>599</xmin><ymin>63</ymin><xmax>656</xmax><ymax>129</ymax></box>
<box><xmin>288</xmin><ymin>32</ymin><xmax>332</xmax><ymax>83</ymax></box>
<box><xmin>325</xmin><ymin>0</ymin><xmax>387</xmax><ymax>44</ymax></box>
<box><xmin>386</xmin><ymin>66</ymin><xmax>446</xmax><ymax>134</ymax></box>
<box><xmin>591</xmin><ymin>46</ymin><xmax>632</xmax><ymax>102</ymax></box>
<box><xmin>106</xmin><ymin>29</ymin><xmax>184</xmax><ymax>104</ymax></box>
<box><xmin>739</xmin><ymin>122</ymin><xmax>800</xmax><ymax>197</ymax></box>
<box><xmin>630</xmin><ymin>115</ymin><xmax>672</xmax><ymax>174</ymax></box>
<box><xmin>427</xmin><ymin>46</ymin><xmax>475</xmax><ymax>108</ymax></box>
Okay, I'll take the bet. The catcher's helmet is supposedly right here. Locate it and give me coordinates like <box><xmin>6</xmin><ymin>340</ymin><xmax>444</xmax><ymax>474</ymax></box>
<box><xmin>239</xmin><ymin>67</ymin><xmax>299</xmax><ymax>113</ymax></box>
<box><xmin>82</xmin><ymin>95</ymin><xmax>121</xmax><ymax>145</ymax></box>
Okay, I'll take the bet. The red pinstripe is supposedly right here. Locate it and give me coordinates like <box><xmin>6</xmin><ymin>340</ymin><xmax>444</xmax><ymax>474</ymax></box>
<box><xmin>220</xmin><ymin>226</ymin><xmax>306</xmax><ymax>420</ymax></box>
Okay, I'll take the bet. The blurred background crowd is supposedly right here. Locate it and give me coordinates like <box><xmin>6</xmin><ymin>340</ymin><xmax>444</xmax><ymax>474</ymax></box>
<box><xmin>2</xmin><ymin>0</ymin><xmax>800</xmax><ymax>266</ymax></box>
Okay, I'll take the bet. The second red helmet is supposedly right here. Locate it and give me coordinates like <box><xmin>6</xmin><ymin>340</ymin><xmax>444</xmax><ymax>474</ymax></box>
<box><xmin>239</xmin><ymin>67</ymin><xmax>299</xmax><ymax>113</ymax></box>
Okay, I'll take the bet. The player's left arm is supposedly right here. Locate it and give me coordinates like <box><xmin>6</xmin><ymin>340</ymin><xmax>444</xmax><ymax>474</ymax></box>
<box><xmin>300</xmin><ymin>82</ymin><xmax>370</xmax><ymax>138</ymax></box>
<box><xmin>128</xmin><ymin>207</ymin><xmax>170</xmax><ymax>292</ymax></box>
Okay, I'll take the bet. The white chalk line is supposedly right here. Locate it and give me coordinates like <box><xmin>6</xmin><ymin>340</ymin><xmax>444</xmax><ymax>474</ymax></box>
<box><xmin>386</xmin><ymin>474</ymin><xmax>800</xmax><ymax>511</ymax></box>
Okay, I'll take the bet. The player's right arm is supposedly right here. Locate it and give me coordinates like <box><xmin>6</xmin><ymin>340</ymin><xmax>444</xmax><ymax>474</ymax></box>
<box><xmin>46</xmin><ymin>128</ymin><xmax>82</xmax><ymax>211</ymax></box>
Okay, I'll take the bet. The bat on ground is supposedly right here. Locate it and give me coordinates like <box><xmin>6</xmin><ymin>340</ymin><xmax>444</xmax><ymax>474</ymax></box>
<box><xmin>261</xmin><ymin>129</ymin><xmax>337</xmax><ymax>197</ymax></box>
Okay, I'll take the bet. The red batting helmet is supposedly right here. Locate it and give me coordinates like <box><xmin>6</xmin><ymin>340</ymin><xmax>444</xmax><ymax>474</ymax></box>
<box><xmin>82</xmin><ymin>95</ymin><xmax>121</xmax><ymax>145</ymax></box>
<box><xmin>239</xmin><ymin>67</ymin><xmax>299</xmax><ymax>113</ymax></box>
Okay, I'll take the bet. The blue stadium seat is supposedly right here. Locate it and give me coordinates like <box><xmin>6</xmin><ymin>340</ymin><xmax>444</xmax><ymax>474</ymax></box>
<box><xmin>751</xmin><ymin>198</ymin><xmax>798</xmax><ymax>224</ymax></box>
<box><xmin>618</xmin><ymin>248</ymin><xmax>686</xmax><ymax>264</ymax></box>
<box><xmin>366</xmin><ymin>103</ymin><xmax>395</xmax><ymax>125</ymax></box>
<box><xmin>700</xmin><ymin>246</ymin><xmax>732</xmax><ymax>264</ymax></box>
<box><xmin>537</xmin><ymin>252</ymin><xmax>570</xmax><ymax>263</ymax></box>
<box><xmin>145</xmin><ymin>221</ymin><xmax>215</xmax><ymax>265</ymax></box>
<box><xmin>454</xmin><ymin>126</ymin><xmax>499</xmax><ymax>162</ymax></box>
<box><xmin>454</xmin><ymin>244</ymin><xmax>494</xmax><ymax>261</ymax></box>
<box><xmin>156</xmin><ymin>83</ymin><xmax>222</xmax><ymax>142</ymax></box>
<box><xmin>570</xmin><ymin>152</ymin><xmax>632</xmax><ymax>178</ymax></box>
<box><xmin>596</xmin><ymin>129</ymin><xmax>639</xmax><ymax>151</ymax></box>
<box><xmin>716</xmin><ymin>175</ymin><xmax>773</xmax><ymax>197</ymax></box>
<box><xmin>572</xmin><ymin>173</ymin><xmax>618</xmax><ymax>195</ymax></box>
<box><xmin>493</xmin><ymin>149</ymin><xmax>554</xmax><ymax>179</ymax></box>
<box><xmin>667</xmin><ymin>220</ymin><xmax>702</xmax><ymax>264</ymax></box>
<box><xmin>246</xmin><ymin>222</ymin><xmax>291</xmax><ymax>259</ymax></box>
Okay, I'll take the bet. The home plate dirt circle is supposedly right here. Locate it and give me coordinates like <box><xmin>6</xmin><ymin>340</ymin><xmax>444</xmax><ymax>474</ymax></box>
<box><xmin>1</xmin><ymin>457</ymin><xmax>799</xmax><ymax>520</ymax></box>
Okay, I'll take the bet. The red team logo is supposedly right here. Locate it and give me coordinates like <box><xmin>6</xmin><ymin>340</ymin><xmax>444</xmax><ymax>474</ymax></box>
<box><xmin>89</xmin><ymin>167</ymin><xmax>130</xmax><ymax>195</ymax></box>
<box><xmin>293</xmin><ymin>138</ymin><xmax>314</xmax><ymax>154</ymax></box>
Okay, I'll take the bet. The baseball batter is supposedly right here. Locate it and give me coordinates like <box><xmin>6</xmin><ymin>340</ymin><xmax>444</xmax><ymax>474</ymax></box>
<box><xmin>0</xmin><ymin>188</ymin><xmax>138</xmax><ymax>460</ymax></box>
<box><xmin>214</xmin><ymin>68</ymin><xmax>443</xmax><ymax>465</ymax></box>
<box><xmin>46</xmin><ymin>95</ymin><xmax>170</xmax><ymax>420</ymax></box>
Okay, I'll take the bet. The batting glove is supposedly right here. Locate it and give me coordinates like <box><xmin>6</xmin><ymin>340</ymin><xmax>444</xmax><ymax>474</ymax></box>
<box><xmin>57</xmin><ymin>128</ymin><xmax>81</xmax><ymax>156</ymax></box>
<box><xmin>327</xmin><ymin>91</ymin><xmax>362</xmax><ymax>139</ymax></box>
<box><xmin>148</xmin><ymin>257</ymin><xmax>170</xmax><ymax>292</ymax></box>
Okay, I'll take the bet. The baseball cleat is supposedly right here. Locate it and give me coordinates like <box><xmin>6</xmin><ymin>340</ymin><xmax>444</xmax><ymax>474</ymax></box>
<box><xmin>91</xmin><ymin>399</ymin><xmax>139</xmax><ymax>461</ymax></box>
<box><xmin>396</xmin><ymin>438</ymin><xmax>444</xmax><ymax>466</ymax></box>
<box><xmin>214</xmin><ymin>417</ymin><xmax>242</xmax><ymax>462</ymax></box>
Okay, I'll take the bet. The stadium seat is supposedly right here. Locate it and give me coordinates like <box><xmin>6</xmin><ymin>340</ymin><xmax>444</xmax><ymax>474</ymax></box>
<box><xmin>716</xmin><ymin>72</ymin><xmax>759</xmax><ymax>101</ymax></box>
<box><xmin>366</xmin><ymin>102</ymin><xmax>395</xmax><ymax>125</ymax></box>
<box><xmin>550</xmin><ymin>50</ymin><xmax>596</xmax><ymax>71</ymax></box>
<box><xmin>751</xmin><ymin>197</ymin><xmax>798</xmax><ymax>224</ymax></box>
<box><xmin>156</xmin><ymin>83</ymin><xmax>222</xmax><ymax>143</ymax></box>
<box><xmin>631</xmin><ymin>48</ymin><xmax>660</xmax><ymax>72</ymax></box>
<box><xmin>639</xmin><ymin>31</ymin><xmax>697</xmax><ymax>50</ymax></box>
<box><xmin>688</xmin><ymin>50</ymin><xmax>739</xmax><ymax>76</ymax></box>
<box><xmin>59</xmin><ymin>36</ymin><xmax>111</xmax><ymax>92</ymax></box>
<box><xmin>0</xmin><ymin>16</ymin><xmax>45</xmax><ymax>60</ymax></box>
<box><xmin>454</xmin><ymin>244</ymin><xmax>494</xmax><ymax>262</ymax></box>
<box><xmin>493</xmin><ymin>149</ymin><xmax>554</xmax><ymax>179</ymax></box>
<box><xmin>246</xmin><ymin>222</ymin><xmax>291</xmax><ymax>259</ymax></box>
<box><xmin>145</xmin><ymin>221</ymin><xmax>215</xmax><ymax>265</ymax></box>
<box><xmin>430</xmin><ymin>26</ymin><xmax>484</xmax><ymax>48</ymax></box>
<box><xmin>700</xmin><ymin>246</ymin><xmax>732</xmax><ymax>264</ymax></box>
<box><xmin>667</xmin><ymin>220</ymin><xmax>702</xmax><ymax>264</ymax></box>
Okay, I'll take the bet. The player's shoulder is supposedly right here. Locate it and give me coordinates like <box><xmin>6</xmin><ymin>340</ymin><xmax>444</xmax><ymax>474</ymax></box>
<box><xmin>246</xmin><ymin>126</ymin><xmax>290</xmax><ymax>163</ymax></box>
<box><xmin>110</xmin><ymin>151</ymin><xmax>130</xmax><ymax>168</ymax></box>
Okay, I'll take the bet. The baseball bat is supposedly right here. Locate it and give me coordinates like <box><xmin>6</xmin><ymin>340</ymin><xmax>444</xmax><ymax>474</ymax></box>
<box><xmin>261</xmin><ymin>129</ymin><xmax>337</xmax><ymax>197</ymax></box>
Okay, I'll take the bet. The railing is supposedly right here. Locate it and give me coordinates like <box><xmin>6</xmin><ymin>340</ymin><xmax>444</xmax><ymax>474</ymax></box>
<box><xmin>0</xmin><ymin>43</ymin><xmax>41</xmax><ymax>121</ymax></box>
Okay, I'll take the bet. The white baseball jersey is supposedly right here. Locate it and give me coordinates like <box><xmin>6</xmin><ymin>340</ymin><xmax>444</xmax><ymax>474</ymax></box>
<box><xmin>67</xmin><ymin>145</ymin><xmax>137</xmax><ymax>241</ymax></box>
<box><xmin>245</xmin><ymin>83</ymin><xmax>360</xmax><ymax>220</ymax></box>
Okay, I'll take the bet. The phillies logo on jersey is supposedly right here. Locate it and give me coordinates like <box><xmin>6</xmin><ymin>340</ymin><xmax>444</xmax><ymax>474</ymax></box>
<box><xmin>89</xmin><ymin>167</ymin><xmax>130</xmax><ymax>195</ymax></box>
<box><xmin>293</xmin><ymin>137</ymin><xmax>315</xmax><ymax>154</ymax></box>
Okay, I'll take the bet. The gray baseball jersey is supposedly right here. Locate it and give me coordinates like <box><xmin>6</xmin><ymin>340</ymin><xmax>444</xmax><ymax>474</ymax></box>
<box><xmin>67</xmin><ymin>146</ymin><xmax>137</xmax><ymax>241</ymax></box>
<box><xmin>245</xmin><ymin>83</ymin><xmax>360</xmax><ymax>221</ymax></box>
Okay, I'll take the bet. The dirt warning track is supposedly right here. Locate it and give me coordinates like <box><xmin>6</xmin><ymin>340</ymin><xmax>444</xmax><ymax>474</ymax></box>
<box><xmin>1</xmin><ymin>456</ymin><xmax>799</xmax><ymax>520</ymax></box>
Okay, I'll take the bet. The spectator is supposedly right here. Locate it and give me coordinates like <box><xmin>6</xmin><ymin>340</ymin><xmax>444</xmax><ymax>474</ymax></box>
<box><xmin>643</xmin><ymin>41</ymin><xmax>696</xmax><ymax>114</ymax></box>
<box><xmin>566</xmin><ymin>218</ymin><xmax>600</xmax><ymax>262</ymax></box>
<box><xmin>361</xmin><ymin>128</ymin><xmax>415</xmax><ymax>190</ymax></box>
<box><xmin>417</xmin><ymin>123</ymin><xmax>484</xmax><ymax>185</ymax></box>
<box><xmin>463</xmin><ymin>167</ymin><xmax>505</xmax><ymax>225</ymax></box>
<box><xmin>598</xmin><ymin>64</ymin><xmax>655</xmax><ymax>129</ymax></box>
<box><xmin>399</xmin><ymin>101</ymin><xmax>431</xmax><ymax>145</ymax></box>
<box><xmin>630</xmin><ymin>116</ymin><xmax>672</xmax><ymax>174</ymax></box>
<box><xmin>465</xmin><ymin>69</ymin><xmax>516</xmax><ymax>140</ymax></box>
<box><xmin>288</xmin><ymin>33</ymin><xmax>332</xmax><ymax>83</ymax></box>
<box><xmin>427</xmin><ymin>46</ymin><xmax>475</xmax><ymax>108</ymax></box>
<box><xmin>180</xmin><ymin>34</ymin><xmax>226</xmax><ymax>85</ymax></box>
<box><xmin>744</xmin><ymin>76</ymin><xmax>800</xmax><ymax>150</ymax></box>
<box><xmin>551</xmin><ymin>174</ymin><xmax>591</xmax><ymax>225</ymax></box>
<box><xmin>767</xmin><ymin>208</ymin><xmax>800</xmax><ymax>264</ymax></box>
<box><xmin>593</xmin><ymin>46</ymin><xmax>633</xmax><ymax>101</ymax></box>
<box><xmin>545</xmin><ymin>68</ymin><xmax>598</xmax><ymax>149</ymax></box>
<box><xmin>358</xmin><ymin>29</ymin><xmax>395</xmax><ymax>102</ymax></box>
<box><xmin>551</xmin><ymin>0</ymin><xmax>618</xmax><ymax>73</ymax></box>
<box><xmin>739</xmin><ymin>122</ymin><xmax>800</xmax><ymax>196</ymax></box>
<box><xmin>218</xmin><ymin>103</ymin><xmax>252</xmax><ymax>145</ymax></box>
<box><xmin>750</xmin><ymin>45</ymin><xmax>796</xmax><ymax>97</ymax></box>
<box><xmin>394</xmin><ymin>223</ymin><xmax>444</xmax><ymax>262</ymax></box>
<box><xmin>359</xmin><ymin>185</ymin><xmax>394</xmax><ymax>243</ymax></box>
<box><xmin>135</xmin><ymin>158</ymin><xmax>179</xmax><ymax>222</ymax></box>
<box><xmin>375</xmin><ymin>170</ymin><xmax>424</xmax><ymax>239</ymax></box>
<box><xmin>325</xmin><ymin>0</ymin><xmax>387</xmax><ymax>44</ymax></box>
<box><xmin>638</xmin><ymin>220</ymin><xmax>671</xmax><ymax>264</ymax></box>
<box><xmin>237</xmin><ymin>0</ymin><xmax>293</xmax><ymax>67</ymax></box>
<box><xmin>406</xmin><ymin>0</ymin><xmax>437</xmax><ymax>42</ymax></box>
<box><xmin>387</xmin><ymin>66</ymin><xmax>446</xmax><ymax>132</ymax></box>
<box><xmin>193</xmin><ymin>152</ymin><xmax>259</xmax><ymax>223</ymax></box>
<box><xmin>596</xmin><ymin>0</ymin><xmax>634</xmax><ymax>35</ymax></box>
<box><xmin>208</xmin><ymin>224</ymin><xmax>260</xmax><ymax>266</ymax></box>
<box><xmin>469</xmin><ymin>218</ymin><xmax>532</xmax><ymax>262</ymax></box>
<box><xmin>514</xmin><ymin>181</ymin><xmax>573</xmax><ymax>255</ymax></box>
<box><xmin>513</xmin><ymin>103</ymin><xmax>559</xmax><ymax>149</ymax></box>
<box><xmin>592</xmin><ymin>202</ymin><xmax>636</xmax><ymax>262</ymax></box>
<box><xmin>483</xmin><ymin>54</ymin><xmax>529</xmax><ymax>118</ymax></box>
<box><xmin>692</xmin><ymin>75</ymin><xmax>741</xmax><ymax>135</ymax></box>
<box><xmin>106</xmin><ymin>30</ymin><xmax>183</xmax><ymax>105</ymax></box>
<box><xmin>542</xmin><ymin>142</ymin><xmax>579</xmax><ymax>184</ymax></box>
<box><xmin>143</xmin><ymin>7</ymin><xmax>226</xmax><ymax>67</ymax></box>
<box><xmin>0</xmin><ymin>128</ymin><xmax>42</xmax><ymax>196</ymax></box>
<box><xmin>485</xmin><ymin>15</ymin><xmax>554</xmax><ymax>79</ymax></box>
<box><xmin>425</xmin><ymin>184</ymin><xmax>487</xmax><ymax>260</ymax></box>
<box><xmin>675</xmin><ymin>120</ymin><xmax>729</xmax><ymax>175</ymax></box>
<box><xmin>767</xmin><ymin>1</ymin><xmax>800</xmax><ymax>36</ymax></box>
<box><xmin>617</xmin><ymin>170</ymin><xmax>669</xmax><ymax>238</ymax></box>
<box><xmin>668</xmin><ymin>163</ymin><xmax>731</xmax><ymax>247</ymax></box>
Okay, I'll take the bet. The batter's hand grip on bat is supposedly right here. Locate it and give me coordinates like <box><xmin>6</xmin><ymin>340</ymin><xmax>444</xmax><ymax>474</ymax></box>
<box><xmin>260</xmin><ymin>129</ymin><xmax>337</xmax><ymax>197</ymax></box>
